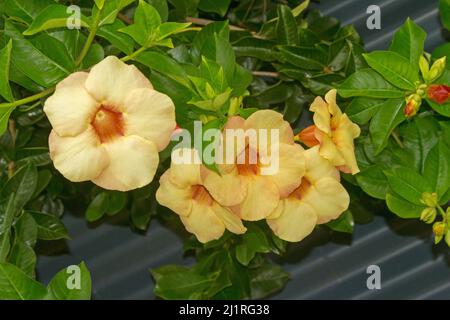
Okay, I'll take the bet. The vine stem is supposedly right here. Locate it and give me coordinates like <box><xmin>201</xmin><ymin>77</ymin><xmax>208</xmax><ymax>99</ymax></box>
<box><xmin>391</xmin><ymin>130</ymin><xmax>405</xmax><ymax>149</ymax></box>
<box><xmin>121</xmin><ymin>46</ymin><xmax>147</xmax><ymax>62</ymax></box>
<box><xmin>75</xmin><ymin>6</ymin><xmax>104</xmax><ymax>67</ymax></box>
<box><xmin>252</xmin><ymin>71</ymin><xmax>279</xmax><ymax>78</ymax></box>
<box><xmin>0</xmin><ymin>87</ymin><xmax>55</xmax><ymax>109</ymax></box>
<box><xmin>186</xmin><ymin>17</ymin><xmax>264</xmax><ymax>38</ymax></box>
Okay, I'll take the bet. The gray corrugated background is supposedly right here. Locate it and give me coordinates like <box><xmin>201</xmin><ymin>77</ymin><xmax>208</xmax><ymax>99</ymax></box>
<box><xmin>36</xmin><ymin>0</ymin><xmax>450</xmax><ymax>299</ymax></box>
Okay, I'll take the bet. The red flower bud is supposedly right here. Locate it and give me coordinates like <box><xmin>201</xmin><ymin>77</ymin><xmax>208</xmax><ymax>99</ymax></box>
<box><xmin>404</xmin><ymin>100</ymin><xmax>419</xmax><ymax>118</ymax></box>
<box><xmin>427</xmin><ymin>84</ymin><xmax>450</xmax><ymax>104</ymax></box>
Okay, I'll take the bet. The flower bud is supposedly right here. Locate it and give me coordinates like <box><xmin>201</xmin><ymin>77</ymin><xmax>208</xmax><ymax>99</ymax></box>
<box><xmin>420</xmin><ymin>207</ymin><xmax>437</xmax><ymax>224</ymax></box>
<box><xmin>296</xmin><ymin>125</ymin><xmax>320</xmax><ymax>147</ymax></box>
<box><xmin>420</xmin><ymin>192</ymin><xmax>438</xmax><ymax>207</ymax></box>
<box><xmin>427</xmin><ymin>84</ymin><xmax>450</xmax><ymax>104</ymax></box>
<box><xmin>416</xmin><ymin>84</ymin><xmax>428</xmax><ymax>98</ymax></box>
<box><xmin>433</xmin><ymin>222</ymin><xmax>446</xmax><ymax>237</ymax></box>
<box><xmin>419</xmin><ymin>55</ymin><xmax>430</xmax><ymax>81</ymax></box>
<box><xmin>404</xmin><ymin>94</ymin><xmax>422</xmax><ymax>118</ymax></box>
<box><xmin>427</xmin><ymin>57</ymin><xmax>446</xmax><ymax>83</ymax></box>
<box><xmin>445</xmin><ymin>229</ymin><xmax>450</xmax><ymax>247</ymax></box>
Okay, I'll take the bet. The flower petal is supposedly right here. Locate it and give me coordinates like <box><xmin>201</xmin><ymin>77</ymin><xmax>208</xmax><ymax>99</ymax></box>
<box><xmin>92</xmin><ymin>135</ymin><xmax>159</xmax><ymax>191</ymax></box>
<box><xmin>302</xmin><ymin>177</ymin><xmax>350</xmax><ymax>224</ymax></box>
<box><xmin>310</xmin><ymin>96</ymin><xmax>331</xmax><ymax>135</ymax></box>
<box><xmin>202</xmin><ymin>166</ymin><xmax>246</xmax><ymax>206</ymax></box>
<box><xmin>181</xmin><ymin>204</ymin><xmax>225</xmax><ymax>243</ymax></box>
<box><xmin>332</xmin><ymin>115</ymin><xmax>360</xmax><ymax>174</ymax></box>
<box><xmin>123</xmin><ymin>88</ymin><xmax>176</xmax><ymax>151</ymax></box>
<box><xmin>266</xmin><ymin>200</ymin><xmax>317</xmax><ymax>242</ymax></box>
<box><xmin>212</xmin><ymin>204</ymin><xmax>246</xmax><ymax>235</ymax></box>
<box><xmin>324</xmin><ymin>89</ymin><xmax>342</xmax><ymax>117</ymax></box>
<box><xmin>44</xmin><ymin>72</ymin><xmax>98</xmax><ymax>137</ymax></box>
<box><xmin>244</xmin><ymin>110</ymin><xmax>294</xmax><ymax>145</ymax></box>
<box><xmin>49</xmin><ymin>127</ymin><xmax>108</xmax><ymax>182</ymax></box>
<box><xmin>234</xmin><ymin>176</ymin><xmax>279</xmax><ymax>221</ymax></box>
<box><xmin>85</xmin><ymin>56</ymin><xmax>153</xmax><ymax>109</ymax></box>
<box><xmin>156</xmin><ymin>170</ymin><xmax>193</xmax><ymax>217</ymax></box>
<box><xmin>304</xmin><ymin>146</ymin><xmax>340</xmax><ymax>183</ymax></box>
<box><xmin>169</xmin><ymin>148</ymin><xmax>202</xmax><ymax>188</ymax></box>
<box><xmin>262</xmin><ymin>143</ymin><xmax>305</xmax><ymax>198</ymax></box>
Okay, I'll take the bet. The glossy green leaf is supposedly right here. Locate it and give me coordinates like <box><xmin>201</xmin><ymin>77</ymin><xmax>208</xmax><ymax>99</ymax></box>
<box><xmin>97</xmin><ymin>20</ymin><xmax>135</xmax><ymax>54</ymax></box>
<box><xmin>326</xmin><ymin>210</ymin><xmax>354</xmax><ymax>233</ymax></box>
<box><xmin>338</xmin><ymin>69</ymin><xmax>404</xmax><ymax>98</ymax></box>
<box><xmin>424</xmin><ymin>139</ymin><xmax>450</xmax><ymax>199</ymax></box>
<box><xmin>1</xmin><ymin>164</ymin><xmax>38</xmax><ymax>211</ymax></box>
<box><xmin>389</xmin><ymin>18</ymin><xmax>426</xmax><ymax>70</ymax></box>
<box><xmin>9</xmin><ymin>242</ymin><xmax>36</xmax><ymax>277</ymax></box>
<box><xmin>198</xmin><ymin>0</ymin><xmax>230</xmax><ymax>16</ymax></box>
<box><xmin>23</xmin><ymin>5</ymin><xmax>89</xmax><ymax>36</ymax></box>
<box><xmin>0</xmin><ymin>0</ymin><xmax>54</xmax><ymax>24</ymax></box>
<box><xmin>369</xmin><ymin>98</ymin><xmax>405</xmax><ymax>154</ymax></box>
<box><xmin>439</xmin><ymin>0</ymin><xmax>450</xmax><ymax>31</ymax></box>
<box><xmin>386</xmin><ymin>191</ymin><xmax>425</xmax><ymax>219</ymax></box>
<box><xmin>95</xmin><ymin>0</ymin><xmax>135</xmax><ymax>27</ymax></box>
<box><xmin>356</xmin><ymin>166</ymin><xmax>388</xmax><ymax>200</ymax></box>
<box><xmin>29</xmin><ymin>211</ymin><xmax>69</xmax><ymax>240</ymax></box>
<box><xmin>276</xmin><ymin>5</ymin><xmax>299</xmax><ymax>46</ymax></box>
<box><xmin>385</xmin><ymin>167</ymin><xmax>433</xmax><ymax>205</ymax></box>
<box><xmin>278</xmin><ymin>45</ymin><xmax>327</xmax><ymax>70</ymax></box>
<box><xmin>148</xmin><ymin>0</ymin><xmax>169</xmax><ymax>21</ymax></box>
<box><xmin>236</xmin><ymin>225</ymin><xmax>272</xmax><ymax>266</ymax></box>
<box><xmin>363</xmin><ymin>51</ymin><xmax>418</xmax><ymax>90</ymax></box>
<box><xmin>46</xmin><ymin>262</ymin><xmax>92</xmax><ymax>300</ymax></box>
<box><xmin>233</xmin><ymin>37</ymin><xmax>276</xmax><ymax>62</ymax></box>
<box><xmin>249</xmin><ymin>262</ymin><xmax>289</xmax><ymax>299</ymax></box>
<box><xmin>0</xmin><ymin>263</ymin><xmax>46</xmax><ymax>299</ymax></box>
<box><xmin>85</xmin><ymin>192</ymin><xmax>108</xmax><ymax>222</ymax></box>
<box><xmin>94</xmin><ymin>0</ymin><xmax>106</xmax><ymax>9</ymax></box>
<box><xmin>0</xmin><ymin>40</ymin><xmax>13</xmax><ymax>102</ymax></box>
<box><xmin>345</xmin><ymin>98</ymin><xmax>385</xmax><ymax>125</ymax></box>
<box><xmin>14</xmin><ymin>212</ymin><xmax>38</xmax><ymax>247</ymax></box>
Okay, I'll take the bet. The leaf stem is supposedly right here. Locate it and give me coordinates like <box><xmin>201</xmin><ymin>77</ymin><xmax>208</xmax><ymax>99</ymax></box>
<box><xmin>0</xmin><ymin>87</ymin><xmax>55</xmax><ymax>109</ymax></box>
<box><xmin>437</xmin><ymin>205</ymin><xmax>446</xmax><ymax>219</ymax></box>
<box><xmin>120</xmin><ymin>46</ymin><xmax>147</xmax><ymax>62</ymax></box>
<box><xmin>252</xmin><ymin>71</ymin><xmax>279</xmax><ymax>78</ymax></box>
<box><xmin>75</xmin><ymin>6</ymin><xmax>103</xmax><ymax>67</ymax></box>
<box><xmin>391</xmin><ymin>130</ymin><xmax>404</xmax><ymax>149</ymax></box>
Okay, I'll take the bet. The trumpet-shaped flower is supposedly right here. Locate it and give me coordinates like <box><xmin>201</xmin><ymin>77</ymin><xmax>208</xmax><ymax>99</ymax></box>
<box><xmin>202</xmin><ymin>110</ymin><xmax>306</xmax><ymax>221</ymax></box>
<box><xmin>44</xmin><ymin>56</ymin><xmax>176</xmax><ymax>191</ymax></box>
<box><xmin>156</xmin><ymin>149</ymin><xmax>246</xmax><ymax>243</ymax></box>
<box><xmin>298</xmin><ymin>89</ymin><xmax>360</xmax><ymax>174</ymax></box>
<box><xmin>266</xmin><ymin>146</ymin><xmax>350</xmax><ymax>242</ymax></box>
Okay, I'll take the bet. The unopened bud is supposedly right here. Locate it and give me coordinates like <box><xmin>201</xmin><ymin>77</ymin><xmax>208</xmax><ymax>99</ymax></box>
<box><xmin>420</xmin><ymin>192</ymin><xmax>438</xmax><ymax>207</ymax></box>
<box><xmin>419</xmin><ymin>55</ymin><xmax>430</xmax><ymax>81</ymax></box>
<box><xmin>427</xmin><ymin>57</ymin><xmax>446</xmax><ymax>83</ymax></box>
<box><xmin>433</xmin><ymin>221</ymin><xmax>446</xmax><ymax>238</ymax></box>
<box><xmin>416</xmin><ymin>84</ymin><xmax>428</xmax><ymax>98</ymax></box>
<box><xmin>427</xmin><ymin>84</ymin><xmax>450</xmax><ymax>104</ymax></box>
<box><xmin>404</xmin><ymin>94</ymin><xmax>422</xmax><ymax>118</ymax></box>
<box><xmin>296</xmin><ymin>125</ymin><xmax>320</xmax><ymax>147</ymax></box>
<box><xmin>420</xmin><ymin>207</ymin><xmax>437</xmax><ymax>224</ymax></box>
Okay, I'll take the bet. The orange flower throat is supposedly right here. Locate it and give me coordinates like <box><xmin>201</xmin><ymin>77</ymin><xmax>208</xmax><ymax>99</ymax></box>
<box><xmin>92</xmin><ymin>106</ymin><xmax>124</xmax><ymax>143</ymax></box>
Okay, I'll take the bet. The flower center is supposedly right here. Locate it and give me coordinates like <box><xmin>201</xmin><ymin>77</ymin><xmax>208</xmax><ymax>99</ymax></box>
<box><xmin>191</xmin><ymin>185</ymin><xmax>214</xmax><ymax>206</ymax></box>
<box><xmin>92</xmin><ymin>106</ymin><xmax>124</xmax><ymax>143</ymax></box>
<box><xmin>236</xmin><ymin>147</ymin><xmax>260</xmax><ymax>176</ymax></box>
<box><xmin>290</xmin><ymin>178</ymin><xmax>312</xmax><ymax>200</ymax></box>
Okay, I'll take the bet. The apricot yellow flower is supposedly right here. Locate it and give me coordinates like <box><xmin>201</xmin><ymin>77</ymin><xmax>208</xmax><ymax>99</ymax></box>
<box><xmin>44</xmin><ymin>56</ymin><xmax>175</xmax><ymax>191</ymax></box>
<box><xmin>298</xmin><ymin>89</ymin><xmax>360</xmax><ymax>174</ymax></box>
<box><xmin>156</xmin><ymin>149</ymin><xmax>246</xmax><ymax>243</ymax></box>
<box><xmin>202</xmin><ymin>110</ymin><xmax>306</xmax><ymax>221</ymax></box>
<box><xmin>266</xmin><ymin>146</ymin><xmax>350</xmax><ymax>242</ymax></box>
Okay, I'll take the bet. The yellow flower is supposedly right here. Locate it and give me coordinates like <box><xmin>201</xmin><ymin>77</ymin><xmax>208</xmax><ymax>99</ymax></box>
<box><xmin>266</xmin><ymin>146</ymin><xmax>350</xmax><ymax>242</ymax></box>
<box><xmin>156</xmin><ymin>149</ymin><xmax>246</xmax><ymax>243</ymax></box>
<box><xmin>202</xmin><ymin>110</ymin><xmax>306</xmax><ymax>221</ymax></box>
<box><xmin>298</xmin><ymin>89</ymin><xmax>361</xmax><ymax>174</ymax></box>
<box><xmin>44</xmin><ymin>56</ymin><xmax>176</xmax><ymax>191</ymax></box>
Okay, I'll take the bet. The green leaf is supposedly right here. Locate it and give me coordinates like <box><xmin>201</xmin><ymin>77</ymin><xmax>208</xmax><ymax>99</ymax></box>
<box><xmin>106</xmin><ymin>191</ymin><xmax>127</xmax><ymax>215</ymax></box>
<box><xmin>363</xmin><ymin>51</ymin><xmax>418</xmax><ymax>90</ymax></box>
<box><xmin>0</xmin><ymin>0</ymin><xmax>54</xmax><ymax>24</ymax></box>
<box><xmin>94</xmin><ymin>0</ymin><xmax>106</xmax><ymax>9</ymax></box>
<box><xmin>9</xmin><ymin>242</ymin><xmax>36</xmax><ymax>277</ymax></box>
<box><xmin>32</xmin><ymin>169</ymin><xmax>52</xmax><ymax>199</ymax></box>
<box><xmin>85</xmin><ymin>192</ymin><xmax>109</xmax><ymax>222</ymax></box>
<box><xmin>0</xmin><ymin>263</ymin><xmax>46</xmax><ymax>299</ymax></box>
<box><xmin>0</xmin><ymin>194</ymin><xmax>15</xmax><ymax>263</ymax></box>
<box><xmin>14</xmin><ymin>212</ymin><xmax>38</xmax><ymax>247</ymax></box>
<box><xmin>278</xmin><ymin>45</ymin><xmax>327</xmax><ymax>70</ymax></box>
<box><xmin>198</xmin><ymin>0</ymin><xmax>230</xmax><ymax>16</ymax></box>
<box><xmin>46</xmin><ymin>262</ymin><xmax>92</xmax><ymax>300</ymax></box>
<box><xmin>94</xmin><ymin>0</ymin><xmax>135</xmax><ymax>27</ymax></box>
<box><xmin>369</xmin><ymin>98</ymin><xmax>406</xmax><ymax>154</ymax></box>
<box><xmin>326</xmin><ymin>210</ymin><xmax>354</xmax><ymax>233</ymax></box>
<box><xmin>389</xmin><ymin>18</ymin><xmax>426</xmax><ymax>70</ymax></box>
<box><xmin>97</xmin><ymin>20</ymin><xmax>135</xmax><ymax>54</ymax></box>
<box><xmin>338</xmin><ymin>69</ymin><xmax>404</xmax><ymax>98</ymax></box>
<box><xmin>345</xmin><ymin>98</ymin><xmax>385</xmax><ymax>125</ymax></box>
<box><xmin>424</xmin><ymin>139</ymin><xmax>450</xmax><ymax>199</ymax></box>
<box><xmin>5</xmin><ymin>21</ymin><xmax>70</xmax><ymax>87</ymax></box>
<box><xmin>151</xmin><ymin>265</ymin><xmax>216</xmax><ymax>299</ymax></box>
<box><xmin>385</xmin><ymin>167</ymin><xmax>433</xmax><ymax>205</ymax></box>
<box><xmin>191</xmin><ymin>20</ymin><xmax>229</xmax><ymax>63</ymax></box>
<box><xmin>432</xmin><ymin>43</ymin><xmax>450</xmax><ymax>62</ymax></box>
<box><xmin>120</xmin><ymin>0</ymin><xmax>161</xmax><ymax>46</ymax></box>
<box><xmin>1</xmin><ymin>164</ymin><xmax>38</xmax><ymax>211</ymax></box>
<box><xmin>439</xmin><ymin>0</ymin><xmax>450</xmax><ymax>31</ymax></box>
<box><xmin>157</xmin><ymin>22</ymin><xmax>191</xmax><ymax>40</ymax></box>
<box><xmin>236</xmin><ymin>225</ymin><xmax>271</xmax><ymax>266</ymax></box>
<box><xmin>29</xmin><ymin>211</ymin><xmax>69</xmax><ymax>240</ymax></box>
<box><xmin>249</xmin><ymin>262</ymin><xmax>289</xmax><ymax>299</ymax></box>
<box><xmin>233</xmin><ymin>37</ymin><xmax>276</xmax><ymax>62</ymax></box>
<box><xmin>0</xmin><ymin>40</ymin><xmax>13</xmax><ymax>102</ymax></box>
<box><xmin>355</xmin><ymin>166</ymin><xmax>388</xmax><ymax>200</ymax></box>
<box><xmin>148</xmin><ymin>0</ymin><xmax>169</xmax><ymax>21</ymax></box>
<box><xmin>23</xmin><ymin>5</ymin><xmax>89</xmax><ymax>36</ymax></box>
<box><xmin>276</xmin><ymin>5</ymin><xmax>299</xmax><ymax>46</ymax></box>
<box><xmin>386</xmin><ymin>191</ymin><xmax>425</xmax><ymax>219</ymax></box>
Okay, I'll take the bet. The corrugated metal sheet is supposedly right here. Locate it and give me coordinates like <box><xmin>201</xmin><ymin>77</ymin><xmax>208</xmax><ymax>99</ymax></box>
<box><xmin>36</xmin><ymin>0</ymin><xmax>450</xmax><ymax>299</ymax></box>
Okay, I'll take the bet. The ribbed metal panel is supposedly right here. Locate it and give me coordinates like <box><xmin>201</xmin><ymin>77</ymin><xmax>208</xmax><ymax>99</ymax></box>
<box><xmin>36</xmin><ymin>0</ymin><xmax>450</xmax><ymax>299</ymax></box>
